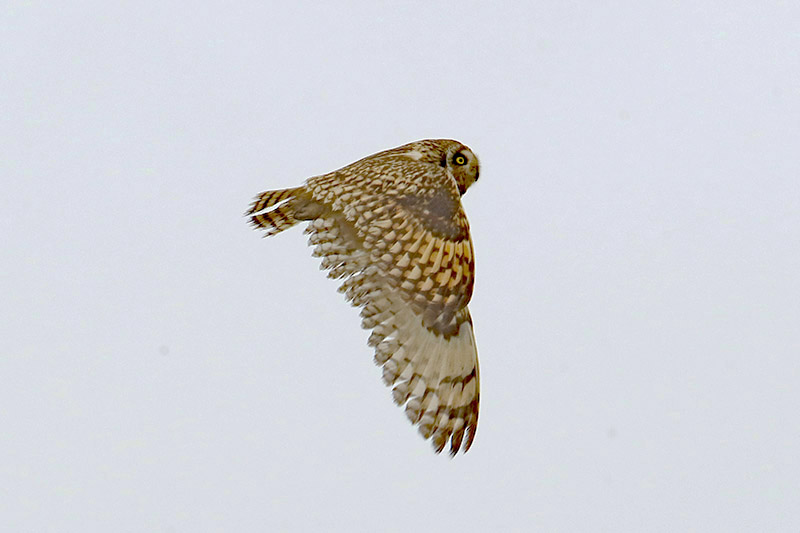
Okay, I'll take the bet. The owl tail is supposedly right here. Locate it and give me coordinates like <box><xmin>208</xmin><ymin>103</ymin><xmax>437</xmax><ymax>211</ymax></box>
<box><xmin>246</xmin><ymin>186</ymin><xmax>305</xmax><ymax>237</ymax></box>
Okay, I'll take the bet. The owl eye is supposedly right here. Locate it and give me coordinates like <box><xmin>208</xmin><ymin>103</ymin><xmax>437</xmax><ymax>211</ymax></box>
<box><xmin>453</xmin><ymin>153</ymin><xmax>468</xmax><ymax>166</ymax></box>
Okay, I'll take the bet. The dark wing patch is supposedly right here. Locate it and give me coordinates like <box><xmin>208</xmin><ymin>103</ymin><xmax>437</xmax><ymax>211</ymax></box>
<box><xmin>394</xmin><ymin>187</ymin><xmax>467</xmax><ymax>241</ymax></box>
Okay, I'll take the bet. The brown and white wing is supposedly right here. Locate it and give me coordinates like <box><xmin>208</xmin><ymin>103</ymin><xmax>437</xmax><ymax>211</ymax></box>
<box><xmin>303</xmin><ymin>178</ymin><xmax>479</xmax><ymax>455</ymax></box>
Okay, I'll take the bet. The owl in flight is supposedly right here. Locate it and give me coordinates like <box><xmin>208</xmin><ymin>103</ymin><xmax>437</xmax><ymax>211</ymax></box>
<box><xmin>246</xmin><ymin>139</ymin><xmax>481</xmax><ymax>455</ymax></box>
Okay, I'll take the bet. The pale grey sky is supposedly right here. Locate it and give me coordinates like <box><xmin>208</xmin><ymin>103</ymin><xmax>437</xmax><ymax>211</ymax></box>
<box><xmin>2</xmin><ymin>1</ymin><xmax>799</xmax><ymax>531</ymax></box>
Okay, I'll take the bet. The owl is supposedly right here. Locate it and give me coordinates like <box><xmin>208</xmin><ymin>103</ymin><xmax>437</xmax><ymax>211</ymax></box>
<box><xmin>246</xmin><ymin>139</ymin><xmax>481</xmax><ymax>455</ymax></box>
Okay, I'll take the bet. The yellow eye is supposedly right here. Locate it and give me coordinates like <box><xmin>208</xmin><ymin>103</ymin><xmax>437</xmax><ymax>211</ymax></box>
<box><xmin>453</xmin><ymin>153</ymin><xmax>468</xmax><ymax>166</ymax></box>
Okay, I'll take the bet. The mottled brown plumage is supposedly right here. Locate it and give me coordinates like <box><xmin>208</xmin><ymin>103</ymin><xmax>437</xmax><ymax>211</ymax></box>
<box><xmin>246</xmin><ymin>139</ymin><xmax>481</xmax><ymax>455</ymax></box>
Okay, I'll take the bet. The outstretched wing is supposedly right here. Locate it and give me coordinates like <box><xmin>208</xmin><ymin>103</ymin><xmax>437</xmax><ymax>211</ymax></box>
<box><xmin>303</xmin><ymin>163</ymin><xmax>479</xmax><ymax>455</ymax></box>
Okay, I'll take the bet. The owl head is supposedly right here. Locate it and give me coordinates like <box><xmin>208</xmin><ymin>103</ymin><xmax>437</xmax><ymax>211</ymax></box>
<box><xmin>389</xmin><ymin>139</ymin><xmax>481</xmax><ymax>196</ymax></box>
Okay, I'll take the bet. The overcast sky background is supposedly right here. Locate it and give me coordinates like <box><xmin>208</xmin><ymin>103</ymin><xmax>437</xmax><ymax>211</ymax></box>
<box><xmin>2</xmin><ymin>2</ymin><xmax>799</xmax><ymax>531</ymax></box>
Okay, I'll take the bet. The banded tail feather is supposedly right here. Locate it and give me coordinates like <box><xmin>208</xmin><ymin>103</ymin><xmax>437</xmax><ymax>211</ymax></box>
<box><xmin>246</xmin><ymin>187</ymin><xmax>305</xmax><ymax>237</ymax></box>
